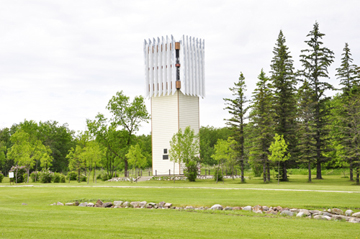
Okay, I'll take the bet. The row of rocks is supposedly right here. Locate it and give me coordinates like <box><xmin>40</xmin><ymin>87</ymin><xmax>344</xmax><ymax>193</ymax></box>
<box><xmin>107</xmin><ymin>177</ymin><xmax>140</xmax><ymax>182</ymax></box>
<box><xmin>50</xmin><ymin>201</ymin><xmax>360</xmax><ymax>223</ymax></box>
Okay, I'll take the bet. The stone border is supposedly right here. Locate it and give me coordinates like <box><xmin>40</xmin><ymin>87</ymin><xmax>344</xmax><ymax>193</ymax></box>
<box><xmin>48</xmin><ymin>200</ymin><xmax>360</xmax><ymax>224</ymax></box>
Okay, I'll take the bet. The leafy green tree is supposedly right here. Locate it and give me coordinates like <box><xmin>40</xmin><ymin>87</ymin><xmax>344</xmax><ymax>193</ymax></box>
<box><xmin>8</xmin><ymin>130</ymin><xmax>53</xmax><ymax>183</ymax></box>
<box><xmin>249</xmin><ymin>69</ymin><xmax>275</xmax><ymax>183</ymax></box>
<box><xmin>200</xmin><ymin>126</ymin><xmax>232</xmax><ymax>165</ymax></box>
<box><xmin>66</xmin><ymin>145</ymin><xmax>84</xmax><ymax>183</ymax></box>
<box><xmin>296</xmin><ymin>80</ymin><xmax>317</xmax><ymax>182</ymax></box>
<box><xmin>135</xmin><ymin>134</ymin><xmax>152</xmax><ymax>168</ymax></box>
<box><xmin>270</xmin><ymin>30</ymin><xmax>297</xmax><ymax>181</ymax></box>
<box><xmin>0</xmin><ymin>142</ymin><xmax>6</xmax><ymax>174</ymax></box>
<box><xmin>268</xmin><ymin>134</ymin><xmax>290</xmax><ymax>184</ymax></box>
<box><xmin>299</xmin><ymin>21</ymin><xmax>335</xmax><ymax>179</ymax></box>
<box><xmin>87</xmin><ymin>91</ymin><xmax>149</xmax><ymax>177</ymax></box>
<box><xmin>169</xmin><ymin>126</ymin><xmax>200</xmax><ymax>182</ymax></box>
<box><xmin>81</xmin><ymin>141</ymin><xmax>104</xmax><ymax>183</ymax></box>
<box><xmin>126</xmin><ymin>144</ymin><xmax>147</xmax><ymax>180</ymax></box>
<box><xmin>224</xmin><ymin>72</ymin><xmax>249</xmax><ymax>183</ymax></box>
<box><xmin>211</xmin><ymin>137</ymin><xmax>237</xmax><ymax>182</ymax></box>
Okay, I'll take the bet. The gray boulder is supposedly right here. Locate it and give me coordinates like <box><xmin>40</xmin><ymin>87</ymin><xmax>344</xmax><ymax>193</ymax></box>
<box><xmin>103</xmin><ymin>202</ymin><xmax>113</xmax><ymax>208</ymax></box>
<box><xmin>345</xmin><ymin>210</ymin><xmax>353</xmax><ymax>216</ymax></box>
<box><xmin>296</xmin><ymin>212</ymin><xmax>304</xmax><ymax>217</ymax></box>
<box><xmin>352</xmin><ymin>212</ymin><xmax>360</xmax><ymax>218</ymax></box>
<box><xmin>113</xmin><ymin>201</ymin><xmax>123</xmax><ymax>206</ymax></box>
<box><xmin>87</xmin><ymin>203</ymin><xmax>94</xmax><ymax>207</ymax></box>
<box><xmin>95</xmin><ymin>200</ymin><xmax>103</xmax><ymax>207</ymax></box>
<box><xmin>331</xmin><ymin>208</ymin><xmax>343</xmax><ymax>215</ymax></box>
<box><xmin>242</xmin><ymin>206</ymin><xmax>252</xmax><ymax>211</ymax></box>
<box><xmin>224</xmin><ymin>206</ymin><xmax>233</xmax><ymax>211</ymax></box>
<box><xmin>185</xmin><ymin>206</ymin><xmax>194</xmax><ymax>210</ymax></box>
<box><xmin>57</xmin><ymin>202</ymin><xmax>64</xmax><ymax>206</ymax></box>
<box><xmin>130</xmin><ymin>201</ymin><xmax>139</xmax><ymax>208</ymax></box>
<box><xmin>79</xmin><ymin>202</ymin><xmax>88</xmax><ymax>207</ymax></box>
<box><xmin>122</xmin><ymin>201</ymin><xmax>129</xmax><ymax>207</ymax></box>
<box><xmin>232</xmin><ymin>207</ymin><xmax>241</xmax><ymax>210</ymax></box>
<box><xmin>299</xmin><ymin>209</ymin><xmax>310</xmax><ymax>216</ymax></box>
<box><xmin>164</xmin><ymin>203</ymin><xmax>172</xmax><ymax>208</ymax></box>
<box><xmin>65</xmin><ymin>203</ymin><xmax>74</xmax><ymax>206</ymax></box>
<box><xmin>158</xmin><ymin>201</ymin><xmax>166</xmax><ymax>207</ymax></box>
<box><xmin>323</xmin><ymin>216</ymin><xmax>332</xmax><ymax>220</ymax></box>
<box><xmin>210</xmin><ymin>204</ymin><xmax>223</xmax><ymax>210</ymax></box>
<box><xmin>290</xmin><ymin>208</ymin><xmax>299</xmax><ymax>213</ymax></box>
<box><xmin>349</xmin><ymin>217</ymin><xmax>360</xmax><ymax>223</ymax></box>
<box><xmin>139</xmin><ymin>201</ymin><xmax>147</xmax><ymax>208</ymax></box>
<box><xmin>262</xmin><ymin>206</ymin><xmax>269</xmax><ymax>211</ymax></box>
<box><xmin>253</xmin><ymin>205</ymin><xmax>263</xmax><ymax>213</ymax></box>
<box><xmin>321</xmin><ymin>212</ymin><xmax>332</xmax><ymax>217</ymax></box>
<box><xmin>280</xmin><ymin>210</ymin><xmax>293</xmax><ymax>216</ymax></box>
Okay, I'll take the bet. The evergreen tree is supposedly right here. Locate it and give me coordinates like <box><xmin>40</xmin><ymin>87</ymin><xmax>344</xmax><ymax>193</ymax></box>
<box><xmin>249</xmin><ymin>70</ymin><xmax>274</xmax><ymax>183</ymax></box>
<box><xmin>224</xmin><ymin>72</ymin><xmax>249</xmax><ymax>183</ymax></box>
<box><xmin>296</xmin><ymin>80</ymin><xmax>317</xmax><ymax>182</ymax></box>
<box><xmin>299</xmin><ymin>22</ymin><xmax>334</xmax><ymax>179</ymax></box>
<box><xmin>339</xmin><ymin>90</ymin><xmax>360</xmax><ymax>184</ymax></box>
<box><xmin>336</xmin><ymin>43</ymin><xmax>360</xmax><ymax>180</ymax></box>
<box><xmin>270</xmin><ymin>30</ymin><xmax>297</xmax><ymax>181</ymax></box>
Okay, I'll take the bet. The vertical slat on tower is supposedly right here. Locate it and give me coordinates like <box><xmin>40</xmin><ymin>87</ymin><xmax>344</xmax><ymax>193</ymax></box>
<box><xmin>202</xmin><ymin>39</ymin><xmax>205</xmax><ymax>97</ymax></box>
<box><xmin>180</xmin><ymin>35</ymin><xmax>186</xmax><ymax>94</ymax></box>
<box><xmin>166</xmin><ymin>35</ymin><xmax>171</xmax><ymax>95</ymax></box>
<box><xmin>144</xmin><ymin>40</ymin><xmax>149</xmax><ymax>98</ymax></box>
<box><xmin>161</xmin><ymin>36</ymin><xmax>165</xmax><ymax>96</ymax></box>
<box><xmin>149</xmin><ymin>39</ymin><xmax>153</xmax><ymax>97</ymax></box>
<box><xmin>171</xmin><ymin>35</ymin><xmax>176</xmax><ymax>95</ymax></box>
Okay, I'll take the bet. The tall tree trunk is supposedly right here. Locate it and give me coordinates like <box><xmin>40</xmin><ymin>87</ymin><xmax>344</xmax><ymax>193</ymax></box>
<box><xmin>27</xmin><ymin>168</ymin><xmax>30</xmax><ymax>183</ymax></box>
<box><xmin>316</xmin><ymin>159</ymin><xmax>322</xmax><ymax>179</ymax></box>
<box><xmin>282</xmin><ymin>161</ymin><xmax>288</xmax><ymax>181</ymax></box>
<box><xmin>77</xmin><ymin>169</ymin><xmax>80</xmax><ymax>183</ymax></box>
<box><xmin>266</xmin><ymin>161</ymin><xmax>270</xmax><ymax>182</ymax></box>
<box><xmin>350</xmin><ymin>161</ymin><xmax>354</xmax><ymax>181</ymax></box>
<box><xmin>240</xmin><ymin>160</ymin><xmax>245</xmax><ymax>183</ymax></box>
<box><xmin>125</xmin><ymin>160</ymin><xmax>128</xmax><ymax>177</ymax></box>
<box><xmin>263</xmin><ymin>161</ymin><xmax>266</xmax><ymax>183</ymax></box>
<box><xmin>308</xmin><ymin>161</ymin><xmax>311</xmax><ymax>182</ymax></box>
<box><xmin>356</xmin><ymin>166</ymin><xmax>359</xmax><ymax>185</ymax></box>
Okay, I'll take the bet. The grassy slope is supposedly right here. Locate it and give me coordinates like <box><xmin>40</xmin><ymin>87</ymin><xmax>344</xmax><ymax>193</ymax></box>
<box><xmin>0</xmin><ymin>175</ymin><xmax>360</xmax><ymax>238</ymax></box>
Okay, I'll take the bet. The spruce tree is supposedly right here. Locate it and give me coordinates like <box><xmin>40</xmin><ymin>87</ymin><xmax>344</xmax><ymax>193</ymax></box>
<box><xmin>339</xmin><ymin>90</ymin><xmax>360</xmax><ymax>184</ymax></box>
<box><xmin>249</xmin><ymin>69</ymin><xmax>274</xmax><ymax>183</ymax></box>
<box><xmin>224</xmin><ymin>72</ymin><xmax>249</xmax><ymax>183</ymax></box>
<box><xmin>297</xmin><ymin>80</ymin><xmax>317</xmax><ymax>182</ymax></box>
<box><xmin>270</xmin><ymin>30</ymin><xmax>297</xmax><ymax>181</ymax></box>
<box><xmin>299</xmin><ymin>22</ymin><xmax>334</xmax><ymax>179</ymax></box>
<box><xmin>336</xmin><ymin>43</ymin><xmax>360</xmax><ymax>180</ymax></box>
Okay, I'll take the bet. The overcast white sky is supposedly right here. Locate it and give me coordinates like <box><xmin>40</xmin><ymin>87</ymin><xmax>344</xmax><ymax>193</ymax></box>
<box><xmin>1</xmin><ymin>0</ymin><xmax>360</xmax><ymax>135</ymax></box>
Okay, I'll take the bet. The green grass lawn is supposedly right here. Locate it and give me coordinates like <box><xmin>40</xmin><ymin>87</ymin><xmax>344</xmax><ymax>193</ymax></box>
<box><xmin>1</xmin><ymin>175</ymin><xmax>359</xmax><ymax>238</ymax></box>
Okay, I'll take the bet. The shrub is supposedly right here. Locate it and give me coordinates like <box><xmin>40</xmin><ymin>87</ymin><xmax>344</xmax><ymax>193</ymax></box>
<box><xmin>40</xmin><ymin>171</ymin><xmax>54</xmax><ymax>183</ymax></box>
<box><xmin>214</xmin><ymin>168</ymin><xmax>223</xmax><ymax>182</ymax></box>
<box><xmin>23</xmin><ymin>173</ymin><xmax>28</xmax><ymax>182</ymax></box>
<box><xmin>9</xmin><ymin>166</ymin><xmax>26</xmax><ymax>183</ymax></box>
<box><xmin>101</xmin><ymin>173</ymin><xmax>109</xmax><ymax>181</ymax></box>
<box><xmin>184</xmin><ymin>161</ymin><xmax>198</xmax><ymax>182</ymax></box>
<box><xmin>53</xmin><ymin>173</ymin><xmax>61</xmax><ymax>183</ymax></box>
<box><xmin>0</xmin><ymin>173</ymin><xmax>4</xmax><ymax>183</ymax></box>
<box><xmin>30</xmin><ymin>171</ymin><xmax>40</xmax><ymax>182</ymax></box>
<box><xmin>96</xmin><ymin>173</ymin><xmax>102</xmax><ymax>180</ymax></box>
<box><xmin>80</xmin><ymin>175</ymin><xmax>87</xmax><ymax>182</ymax></box>
<box><xmin>66</xmin><ymin>171</ymin><xmax>77</xmax><ymax>181</ymax></box>
<box><xmin>60</xmin><ymin>174</ymin><xmax>66</xmax><ymax>183</ymax></box>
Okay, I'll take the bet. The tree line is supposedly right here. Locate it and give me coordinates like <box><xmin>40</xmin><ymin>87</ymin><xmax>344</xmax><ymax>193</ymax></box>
<box><xmin>1</xmin><ymin>22</ymin><xmax>359</xmax><ymax>184</ymax></box>
<box><xmin>217</xmin><ymin>22</ymin><xmax>360</xmax><ymax>184</ymax></box>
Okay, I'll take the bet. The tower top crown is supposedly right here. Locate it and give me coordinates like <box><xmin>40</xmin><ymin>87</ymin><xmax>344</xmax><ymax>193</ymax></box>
<box><xmin>143</xmin><ymin>35</ymin><xmax>205</xmax><ymax>98</ymax></box>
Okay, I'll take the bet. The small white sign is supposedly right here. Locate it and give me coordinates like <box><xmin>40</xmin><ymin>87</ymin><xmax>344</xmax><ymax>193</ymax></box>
<box><xmin>9</xmin><ymin>172</ymin><xmax>14</xmax><ymax>178</ymax></box>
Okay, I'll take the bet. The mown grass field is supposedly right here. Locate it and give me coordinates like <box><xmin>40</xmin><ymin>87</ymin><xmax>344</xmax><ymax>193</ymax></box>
<box><xmin>1</xmin><ymin>174</ymin><xmax>360</xmax><ymax>238</ymax></box>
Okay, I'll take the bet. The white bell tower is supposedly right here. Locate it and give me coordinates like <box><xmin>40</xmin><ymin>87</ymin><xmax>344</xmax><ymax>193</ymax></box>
<box><xmin>143</xmin><ymin>35</ymin><xmax>205</xmax><ymax>175</ymax></box>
